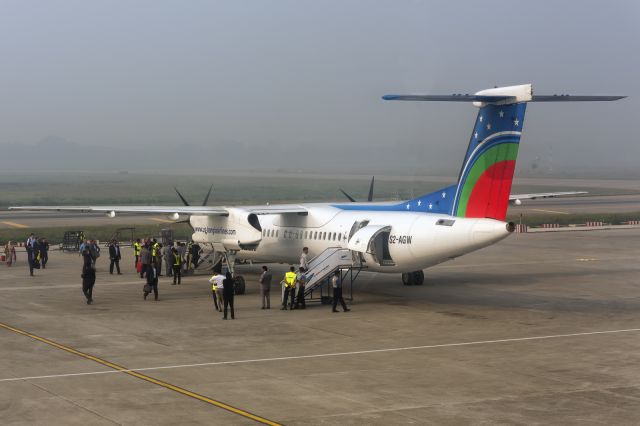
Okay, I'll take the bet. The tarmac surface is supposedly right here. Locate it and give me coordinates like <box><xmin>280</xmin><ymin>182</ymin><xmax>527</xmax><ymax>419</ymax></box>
<box><xmin>1</xmin><ymin>229</ymin><xmax>640</xmax><ymax>424</ymax></box>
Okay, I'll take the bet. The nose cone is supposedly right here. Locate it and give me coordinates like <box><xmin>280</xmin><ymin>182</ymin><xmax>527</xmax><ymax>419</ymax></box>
<box><xmin>472</xmin><ymin>219</ymin><xmax>512</xmax><ymax>247</ymax></box>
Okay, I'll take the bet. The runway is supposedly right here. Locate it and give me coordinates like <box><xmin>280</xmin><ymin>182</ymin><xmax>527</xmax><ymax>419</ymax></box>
<box><xmin>1</xmin><ymin>228</ymin><xmax>639</xmax><ymax>424</ymax></box>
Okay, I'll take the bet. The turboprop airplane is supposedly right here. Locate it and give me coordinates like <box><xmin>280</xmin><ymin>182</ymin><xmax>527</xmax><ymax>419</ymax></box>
<box><xmin>10</xmin><ymin>84</ymin><xmax>624</xmax><ymax>288</ymax></box>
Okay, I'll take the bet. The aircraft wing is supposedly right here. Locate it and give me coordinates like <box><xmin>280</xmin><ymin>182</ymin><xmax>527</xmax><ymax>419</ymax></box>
<box><xmin>8</xmin><ymin>205</ymin><xmax>230</xmax><ymax>216</ymax></box>
<box><xmin>244</xmin><ymin>205</ymin><xmax>308</xmax><ymax>215</ymax></box>
<box><xmin>7</xmin><ymin>204</ymin><xmax>309</xmax><ymax>216</ymax></box>
<box><xmin>509</xmin><ymin>191</ymin><xmax>587</xmax><ymax>201</ymax></box>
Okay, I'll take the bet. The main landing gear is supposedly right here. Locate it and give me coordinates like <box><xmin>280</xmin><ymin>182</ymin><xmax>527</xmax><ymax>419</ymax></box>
<box><xmin>221</xmin><ymin>250</ymin><xmax>246</xmax><ymax>295</ymax></box>
<box><xmin>401</xmin><ymin>270</ymin><xmax>424</xmax><ymax>286</ymax></box>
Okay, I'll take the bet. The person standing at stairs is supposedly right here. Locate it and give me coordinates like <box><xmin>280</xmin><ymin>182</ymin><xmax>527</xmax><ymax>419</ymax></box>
<box><xmin>331</xmin><ymin>270</ymin><xmax>350</xmax><ymax>313</ymax></box>
<box><xmin>281</xmin><ymin>266</ymin><xmax>297</xmax><ymax>310</ymax></box>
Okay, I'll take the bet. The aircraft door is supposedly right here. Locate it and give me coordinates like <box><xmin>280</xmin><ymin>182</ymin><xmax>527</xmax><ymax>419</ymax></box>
<box><xmin>348</xmin><ymin>224</ymin><xmax>394</xmax><ymax>267</ymax></box>
<box><xmin>348</xmin><ymin>220</ymin><xmax>369</xmax><ymax>264</ymax></box>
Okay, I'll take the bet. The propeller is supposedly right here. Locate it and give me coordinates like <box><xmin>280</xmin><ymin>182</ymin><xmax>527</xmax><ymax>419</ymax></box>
<box><xmin>174</xmin><ymin>187</ymin><xmax>190</xmax><ymax>206</ymax></box>
<box><xmin>202</xmin><ymin>184</ymin><xmax>213</xmax><ymax>206</ymax></box>
<box><xmin>339</xmin><ymin>176</ymin><xmax>375</xmax><ymax>203</ymax></box>
<box><xmin>173</xmin><ymin>185</ymin><xmax>214</xmax><ymax>230</ymax></box>
<box><xmin>174</xmin><ymin>184</ymin><xmax>214</xmax><ymax>206</ymax></box>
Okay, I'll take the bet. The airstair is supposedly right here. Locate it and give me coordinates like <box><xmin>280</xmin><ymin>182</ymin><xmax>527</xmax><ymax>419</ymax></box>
<box><xmin>303</xmin><ymin>247</ymin><xmax>364</xmax><ymax>302</ymax></box>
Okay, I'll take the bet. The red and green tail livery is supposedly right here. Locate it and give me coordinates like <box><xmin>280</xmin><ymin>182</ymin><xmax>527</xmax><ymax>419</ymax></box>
<box><xmin>451</xmin><ymin>102</ymin><xmax>526</xmax><ymax>220</ymax></box>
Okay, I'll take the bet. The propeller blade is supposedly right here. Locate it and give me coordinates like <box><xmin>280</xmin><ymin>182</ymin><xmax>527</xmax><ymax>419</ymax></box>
<box><xmin>202</xmin><ymin>184</ymin><xmax>213</xmax><ymax>206</ymax></box>
<box><xmin>174</xmin><ymin>187</ymin><xmax>190</xmax><ymax>206</ymax></box>
<box><xmin>339</xmin><ymin>189</ymin><xmax>356</xmax><ymax>202</ymax></box>
<box><xmin>367</xmin><ymin>176</ymin><xmax>375</xmax><ymax>202</ymax></box>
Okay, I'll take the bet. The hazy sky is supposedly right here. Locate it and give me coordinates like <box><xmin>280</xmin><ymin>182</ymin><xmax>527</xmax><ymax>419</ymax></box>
<box><xmin>1</xmin><ymin>0</ymin><xmax>638</xmax><ymax>175</ymax></box>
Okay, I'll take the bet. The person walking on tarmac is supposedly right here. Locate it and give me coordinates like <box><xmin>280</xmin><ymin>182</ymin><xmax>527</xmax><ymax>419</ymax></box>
<box><xmin>108</xmin><ymin>239</ymin><xmax>122</xmax><ymax>275</ymax></box>
<box><xmin>81</xmin><ymin>247</ymin><xmax>96</xmax><ymax>304</ymax></box>
<box><xmin>144</xmin><ymin>263</ymin><xmax>159</xmax><ymax>301</ymax></box>
<box><xmin>259</xmin><ymin>265</ymin><xmax>272</xmax><ymax>309</ymax></box>
<box><xmin>163</xmin><ymin>244</ymin><xmax>173</xmax><ymax>277</ymax></box>
<box><xmin>26</xmin><ymin>238</ymin><xmax>36</xmax><ymax>276</ymax></box>
<box><xmin>331</xmin><ymin>270</ymin><xmax>350</xmax><ymax>313</ymax></box>
<box><xmin>171</xmin><ymin>247</ymin><xmax>182</xmax><ymax>285</ymax></box>
<box><xmin>133</xmin><ymin>239</ymin><xmax>142</xmax><ymax>269</ymax></box>
<box><xmin>222</xmin><ymin>272</ymin><xmax>235</xmax><ymax>319</ymax></box>
<box><xmin>155</xmin><ymin>243</ymin><xmax>164</xmax><ymax>277</ymax></box>
<box><xmin>40</xmin><ymin>238</ymin><xmax>50</xmax><ymax>269</ymax></box>
<box><xmin>281</xmin><ymin>266</ymin><xmax>297</xmax><ymax>310</ymax></box>
<box><xmin>294</xmin><ymin>267</ymin><xmax>307</xmax><ymax>310</ymax></box>
<box><xmin>151</xmin><ymin>239</ymin><xmax>161</xmax><ymax>276</ymax></box>
<box><xmin>139</xmin><ymin>243</ymin><xmax>151</xmax><ymax>278</ymax></box>
<box><xmin>208</xmin><ymin>272</ymin><xmax>223</xmax><ymax>311</ymax></box>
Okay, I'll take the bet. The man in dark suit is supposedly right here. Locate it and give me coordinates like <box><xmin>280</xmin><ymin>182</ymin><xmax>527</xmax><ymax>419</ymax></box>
<box><xmin>108</xmin><ymin>239</ymin><xmax>122</xmax><ymax>275</ymax></box>
<box><xmin>222</xmin><ymin>272</ymin><xmax>235</xmax><ymax>320</ymax></box>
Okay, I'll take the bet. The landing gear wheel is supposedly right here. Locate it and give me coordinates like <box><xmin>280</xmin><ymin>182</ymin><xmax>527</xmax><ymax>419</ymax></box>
<box><xmin>402</xmin><ymin>273</ymin><xmax>413</xmax><ymax>286</ymax></box>
<box><xmin>402</xmin><ymin>271</ymin><xmax>424</xmax><ymax>286</ymax></box>
<box><xmin>234</xmin><ymin>275</ymin><xmax>246</xmax><ymax>295</ymax></box>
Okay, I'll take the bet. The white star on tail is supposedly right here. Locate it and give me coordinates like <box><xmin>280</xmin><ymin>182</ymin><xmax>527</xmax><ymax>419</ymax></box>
<box><xmin>441</xmin><ymin>192</ymin><xmax>446</xmax><ymax>198</ymax></box>
<box><xmin>406</xmin><ymin>203</ymin><xmax>410</xmax><ymax>209</ymax></box>
<box><xmin>486</xmin><ymin>123</ymin><xmax>491</xmax><ymax>130</ymax></box>
<box><xmin>499</xmin><ymin>110</ymin><xmax>504</xmax><ymax>118</ymax></box>
<box><xmin>513</xmin><ymin>118</ymin><xmax>519</xmax><ymax>126</ymax></box>
<box><xmin>474</xmin><ymin>132</ymin><xmax>478</xmax><ymax>139</ymax></box>
<box><xmin>417</xmin><ymin>200</ymin><xmax>422</xmax><ymax>206</ymax></box>
<box><xmin>479</xmin><ymin>115</ymin><xmax>483</xmax><ymax>122</ymax></box>
<box><xmin>428</xmin><ymin>203</ymin><xmax>433</xmax><ymax>210</ymax></box>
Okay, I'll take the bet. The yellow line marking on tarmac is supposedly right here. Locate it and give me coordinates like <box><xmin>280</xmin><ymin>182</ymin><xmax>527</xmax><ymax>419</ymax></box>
<box><xmin>1</xmin><ymin>221</ymin><xmax>29</xmax><ymax>228</ymax></box>
<box><xmin>150</xmin><ymin>217</ymin><xmax>175</xmax><ymax>223</ymax></box>
<box><xmin>531</xmin><ymin>208</ymin><xmax>569</xmax><ymax>215</ymax></box>
<box><xmin>0</xmin><ymin>322</ymin><xmax>281</xmax><ymax>426</ymax></box>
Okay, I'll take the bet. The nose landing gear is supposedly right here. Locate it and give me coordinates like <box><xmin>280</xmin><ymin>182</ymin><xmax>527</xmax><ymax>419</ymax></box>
<box><xmin>401</xmin><ymin>270</ymin><xmax>424</xmax><ymax>286</ymax></box>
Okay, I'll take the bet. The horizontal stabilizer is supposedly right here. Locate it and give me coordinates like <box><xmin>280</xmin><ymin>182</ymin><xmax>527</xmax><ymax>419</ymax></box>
<box><xmin>531</xmin><ymin>95</ymin><xmax>626</xmax><ymax>102</ymax></box>
<box><xmin>382</xmin><ymin>94</ymin><xmax>516</xmax><ymax>103</ymax></box>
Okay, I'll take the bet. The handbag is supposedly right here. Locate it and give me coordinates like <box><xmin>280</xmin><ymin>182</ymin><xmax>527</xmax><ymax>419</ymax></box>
<box><xmin>143</xmin><ymin>284</ymin><xmax>151</xmax><ymax>293</ymax></box>
<box><xmin>136</xmin><ymin>260</ymin><xmax>143</xmax><ymax>273</ymax></box>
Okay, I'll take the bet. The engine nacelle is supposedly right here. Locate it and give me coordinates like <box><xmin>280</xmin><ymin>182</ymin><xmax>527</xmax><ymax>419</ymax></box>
<box><xmin>168</xmin><ymin>212</ymin><xmax>180</xmax><ymax>221</ymax></box>
<box><xmin>106</xmin><ymin>210</ymin><xmax>116</xmax><ymax>218</ymax></box>
<box><xmin>190</xmin><ymin>208</ymin><xmax>263</xmax><ymax>250</ymax></box>
<box><xmin>511</xmin><ymin>199</ymin><xmax>522</xmax><ymax>206</ymax></box>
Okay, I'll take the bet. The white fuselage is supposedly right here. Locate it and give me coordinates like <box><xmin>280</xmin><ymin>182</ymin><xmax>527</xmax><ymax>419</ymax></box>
<box><xmin>189</xmin><ymin>204</ymin><xmax>512</xmax><ymax>273</ymax></box>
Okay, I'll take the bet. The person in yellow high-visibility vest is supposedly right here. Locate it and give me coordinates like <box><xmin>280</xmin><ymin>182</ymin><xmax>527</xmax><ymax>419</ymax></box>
<box><xmin>133</xmin><ymin>239</ymin><xmax>142</xmax><ymax>269</ymax></box>
<box><xmin>281</xmin><ymin>266</ymin><xmax>297</xmax><ymax>310</ymax></box>
<box><xmin>208</xmin><ymin>272</ymin><xmax>224</xmax><ymax>312</ymax></box>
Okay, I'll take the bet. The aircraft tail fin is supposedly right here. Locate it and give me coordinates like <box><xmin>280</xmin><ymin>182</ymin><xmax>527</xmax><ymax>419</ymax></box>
<box><xmin>384</xmin><ymin>84</ymin><xmax>624</xmax><ymax>220</ymax></box>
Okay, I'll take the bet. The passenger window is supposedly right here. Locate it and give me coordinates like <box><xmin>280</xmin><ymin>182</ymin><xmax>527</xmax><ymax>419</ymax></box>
<box><xmin>276</xmin><ymin>230</ymin><xmax>279</xmax><ymax>238</ymax></box>
<box><xmin>304</xmin><ymin>231</ymin><xmax>308</xmax><ymax>239</ymax></box>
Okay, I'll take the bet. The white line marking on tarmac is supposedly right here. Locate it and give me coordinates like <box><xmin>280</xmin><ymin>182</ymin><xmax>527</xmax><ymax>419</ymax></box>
<box><xmin>531</xmin><ymin>208</ymin><xmax>569</xmax><ymax>215</ymax></box>
<box><xmin>1</xmin><ymin>328</ymin><xmax>639</xmax><ymax>383</ymax></box>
